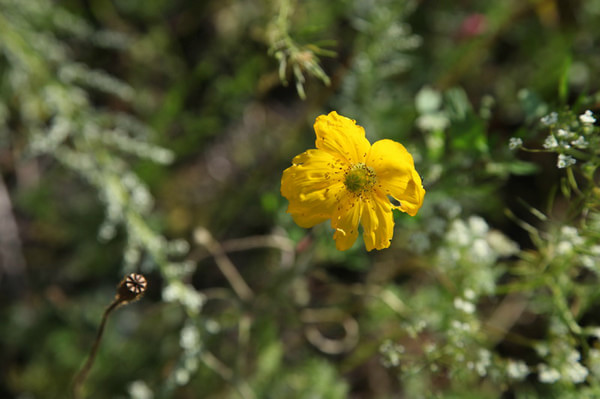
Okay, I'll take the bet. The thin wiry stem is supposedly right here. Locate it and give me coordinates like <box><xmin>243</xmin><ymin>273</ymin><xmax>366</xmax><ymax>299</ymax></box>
<box><xmin>194</xmin><ymin>228</ymin><xmax>254</xmax><ymax>302</ymax></box>
<box><xmin>72</xmin><ymin>298</ymin><xmax>121</xmax><ymax>399</ymax></box>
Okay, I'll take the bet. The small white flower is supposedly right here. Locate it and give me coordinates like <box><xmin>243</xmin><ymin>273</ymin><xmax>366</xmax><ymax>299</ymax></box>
<box><xmin>416</xmin><ymin>113</ymin><xmax>450</xmax><ymax>132</ymax></box>
<box><xmin>174</xmin><ymin>369</ymin><xmax>190</xmax><ymax>385</ymax></box>
<box><xmin>451</xmin><ymin>320</ymin><xmax>471</xmax><ymax>332</ymax></box>
<box><xmin>557</xmin><ymin>154</ymin><xmax>576</xmax><ymax>168</ymax></box>
<box><xmin>162</xmin><ymin>283</ymin><xmax>181</xmax><ymax>302</ymax></box>
<box><xmin>508</xmin><ymin>137</ymin><xmax>523</xmax><ymax>150</ymax></box>
<box><xmin>180</xmin><ymin>324</ymin><xmax>200</xmax><ymax>351</ymax></box>
<box><xmin>507</xmin><ymin>360</ymin><xmax>529</xmax><ymax>380</ymax></box>
<box><xmin>560</xmin><ymin>226</ymin><xmax>583</xmax><ymax>245</ymax></box>
<box><xmin>379</xmin><ymin>340</ymin><xmax>404</xmax><ymax>367</ymax></box>
<box><xmin>162</xmin><ymin>282</ymin><xmax>206</xmax><ymax>313</ymax></box>
<box><xmin>571</xmin><ymin>136</ymin><xmax>588</xmax><ymax>148</ymax></box>
<box><xmin>579</xmin><ymin>110</ymin><xmax>596</xmax><ymax>125</ymax></box>
<box><xmin>557</xmin><ymin>241</ymin><xmax>573</xmax><ymax>255</ymax></box>
<box><xmin>563</xmin><ymin>361</ymin><xmax>588</xmax><ymax>384</ymax></box>
<box><xmin>181</xmin><ymin>288</ymin><xmax>205</xmax><ymax>312</ymax></box>
<box><xmin>205</xmin><ymin>319</ymin><xmax>221</xmax><ymax>334</ymax></box>
<box><xmin>472</xmin><ymin>238</ymin><xmax>493</xmax><ymax>261</ymax></box>
<box><xmin>535</xmin><ymin>343</ymin><xmax>550</xmax><ymax>357</ymax></box>
<box><xmin>543</xmin><ymin>135</ymin><xmax>558</xmax><ymax>149</ymax></box>
<box><xmin>538</xmin><ymin>364</ymin><xmax>561</xmax><ymax>383</ymax></box>
<box><xmin>567</xmin><ymin>349</ymin><xmax>581</xmax><ymax>363</ymax></box>
<box><xmin>128</xmin><ymin>381</ymin><xmax>154</xmax><ymax>399</ymax></box>
<box><xmin>448</xmin><ymin>219</ymin><xmax>470</xmax><ymax>246</ymax></box>
<box><xmin>556</xmin><ymin>128</ymin><xmax>570</xmax><ymax>138</ymax></box>
<box><xmin>454</xmin><ymin>297</ymin><xmax>476</xmax><ymax>314</ymax></box>
<box><xmin>468</xmin><ymin>216</ymin><xmax>489</xmax><ymax>236</ymax></box>
<box><xmin>541</xmin><ymin>112</ymin><xmax>558</xmax><ymax>126</ymax></box>
<box><xmin>581</xmin><ymin>255</ymin><xmax>596</xmax><ymax>269</ymax></box>
<box><xmin>475</xmin><ymin>349</ymin><xmax>491</xmax><ymax>377</ymax></box>
<box><xmin>560</xmin><ymin>225</ymin><xmax>577</xmax><ymax>237</ymax></box>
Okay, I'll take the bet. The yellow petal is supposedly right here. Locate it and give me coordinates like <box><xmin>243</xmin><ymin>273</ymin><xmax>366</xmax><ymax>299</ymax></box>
<box><xmin>314</xmin><ymin>111</ymin><xmax>371</xmax><ymax>165</ymax></box>
<box><xmin>281</xmin><ymin>149</ymin><xmax>345</xmax><ymax>228</ymax></box>
<box><xmin>331</xmin><ymin>195</ymin><xmax>362</xmax><ymax>251</ymax></box>
<box><xmin>367</xmin><ymin>139</ymin><xmax>425</xmax><ymax>216</ymax></box>
<box><xmin>361</xmin><ymin>191</ymin><xmax>394</xmax><ymax>251</ymax></box>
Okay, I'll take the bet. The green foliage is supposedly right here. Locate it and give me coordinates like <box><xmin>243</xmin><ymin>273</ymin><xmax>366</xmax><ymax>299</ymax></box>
<box><xmin>2</xmin><ymin>0</ymin><xmax>600</xmax><ymax>398</ymax></box>
<box><xmin>266</xmin><ymin>0</ymin><xmax>334</xmax><ymax>99</ymax></box>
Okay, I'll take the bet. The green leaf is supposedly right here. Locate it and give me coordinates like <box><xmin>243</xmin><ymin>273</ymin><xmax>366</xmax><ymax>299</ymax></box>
<box><xmin>558</xmin><ymin>54</ymin><xmax>572</xmax><ymax>104</ymax></box>
<box><xmin>507</xmin><ymin>160</ymin><xmax>540</xmax><ymax>175</ymax></box>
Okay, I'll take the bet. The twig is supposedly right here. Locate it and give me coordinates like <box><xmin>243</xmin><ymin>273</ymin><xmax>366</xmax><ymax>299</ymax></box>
<box><xmin>194</xmin><ymin>234</ymin><xmax>295</xmax><ymax>269</ymax></box>
<box><xmin>194</xmin><ymin>228</ymin><xmax>254</xmax><ymax>302</ymax></box>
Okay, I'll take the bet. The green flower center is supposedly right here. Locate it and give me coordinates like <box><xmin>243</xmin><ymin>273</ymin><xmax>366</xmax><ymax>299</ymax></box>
<box><xmin>344</xmin><ymin>163</ymin><xmax>376</xmax><ymax>194</ymax></box>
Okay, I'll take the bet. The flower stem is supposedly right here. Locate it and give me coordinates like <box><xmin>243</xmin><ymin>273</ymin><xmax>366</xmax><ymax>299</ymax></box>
<box><xmin>72</xmin><ymin>298</ymin><xmax>121</xmax><ymax>399</ymax></box>
<box><xmin>71</xmin><ymin>273</ymin><xmax>147</xmax><ymax>398</ymax></box>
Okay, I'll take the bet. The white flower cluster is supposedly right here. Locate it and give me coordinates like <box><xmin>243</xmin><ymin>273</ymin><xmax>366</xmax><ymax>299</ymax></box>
<box><xmin>556</xmin><ymin>225</ymin><xmax>584</xmax><ymax>255</ymax></box>
<box><xmin>128</xmin><ymin>380</ymin><xmax>154</xmax><ymax>399</ymax></box>
<box><xmin>415</xmin><ymin>87</ymin><xmax>450</xmax><ymax>141</ymax></box>
<box><xmin>540</xmin><ymin>112</ymin><xmax>558</xmax><ymax>126</ymax></box>
<box><xmin>538</xmin><ymin>110</ymin><xmax>597</xmax><ymax>169</ymax></box>
<box><xmin>101</xmin><ymin>130</ymin><xmax>175</xmax><ymax>164</ymax></box>
<box><xmin>453</xmin><ymin>296</ymin><xmax>476</xmax><ymax>314</ymax></box>
<box><xmin>557</xmin><ymin>154</ymin><xmax>576</xmax><ymax>169</ymax></box>
<box><xmin>3</xmin><ymin>0</ymin><xmax>178</xmax><ymax>276</ymax></box>
<box><xmin>437</xmin><ymin>216</ymin><xmax>519</xmax><ymax>295</ymax></box>
<box><xmin>467</xmin><ymin>349</ymin><xmax>491</xmax><ymax>377</ymax></box>
<box><xmin>543</xmin><ymin>135</ymin><xmax>558</xmax><ymax>149</ymax></box>
<box><xmin>538</xmin><ymin>364</ymin><xmax>561</xmax><ymax>383</ymax></box>
<box><xmin>59</xmin><ymin>63</ymin><xmax>134</xmax><ymax>101</ymax></box>
<box><xmin>453</xmin><ymin>289</ymin><xmax>476</xmax><ymax>315</ymax></box>
<box><xmin>536</xmin><ymin>341</ymin><xmax>589</xmax><ymax>384</ymax></box>
<box><xmin>554</xmin><ymin>224</ymin><xmax>600</xmax><ymax>274</ymax></box>
<box><xmin>445</xmin><ymin>318</ymin><xmax>490</xmax><ymax>378</ymax></box>
<box><xmin>508</xmin><ymin>137</ymin><xmax>523</xmax><ymax>150</ymax></box>
<box><xmin>163</xmin><ymin>260</ymin><xmax>196</xmax><ymax>280</ymax></box>
<box><xmin>579</xmin><ymin>109</ymin><xmax>596</xmax><ymax>125</ymax></box>
<box><xmin>379</xmin><ymin>339</ymin><xmax>405</xmax><ymax>368</ymax></box>
<box><xmin>162</xmin><ymin>281</ymin><xmax>206</xmax><ymax>314</ymax></box>
<box><xmin>506</xmin><ymin>359</ymin><xmax>529</xmax><ymax>380</ymax></box>
<box><xmin>171</xmin><ymin>322</ymin><xmax>202</xmax><ymax>386</ymax></box>
<box><xmin>180</xmin><ymin>323</ymin><xmax>201</xmax><ymax>351</ymax></box>
<box><xmin>581</xmin><ymin>245</ymin><xmax>600</xmax><ymax>272</ymax></box>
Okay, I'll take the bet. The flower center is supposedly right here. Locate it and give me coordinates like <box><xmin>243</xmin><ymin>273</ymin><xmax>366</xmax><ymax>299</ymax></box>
<box><xmin>344</xmin><ymin>163</ymin><xmax>376</xmax><ymax>194</ymax></box>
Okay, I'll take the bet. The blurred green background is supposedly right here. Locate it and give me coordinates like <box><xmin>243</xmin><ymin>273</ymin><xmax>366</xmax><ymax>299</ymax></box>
<box><xmin>2</xmin><ymin>0</ymin><xmax>600</xmax><ymax>398</ymax></box>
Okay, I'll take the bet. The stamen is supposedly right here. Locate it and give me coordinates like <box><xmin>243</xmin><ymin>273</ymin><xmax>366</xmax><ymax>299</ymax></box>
<box><xmin>344</xmin><ymin>163</ymin><xmax>376</xmax><ymax>195</ymax></box>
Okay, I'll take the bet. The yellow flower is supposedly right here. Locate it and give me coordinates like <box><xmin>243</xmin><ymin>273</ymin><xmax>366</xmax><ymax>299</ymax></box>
<box><xmin>281</xmin><ymin>111</ymin><xmax>426</xmax><ymax>251</ymax></box>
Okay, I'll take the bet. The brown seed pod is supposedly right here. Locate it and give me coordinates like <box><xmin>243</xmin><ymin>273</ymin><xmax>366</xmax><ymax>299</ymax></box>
<box><xmin>116</xmin><ymin>273</ymin><xmax>147</xmax><ymax>303</ymax></box>
<box><xmin>125</xmin><ymin>273</ymin><xmax>147</xmax><ymax>294</ymax></box>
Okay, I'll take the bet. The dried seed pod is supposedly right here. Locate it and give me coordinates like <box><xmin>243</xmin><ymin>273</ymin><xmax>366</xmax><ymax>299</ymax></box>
<box><xmin>116</xmin><ymin>273</ymin><xmax>147</xmax><ymax>303</ymax></box>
